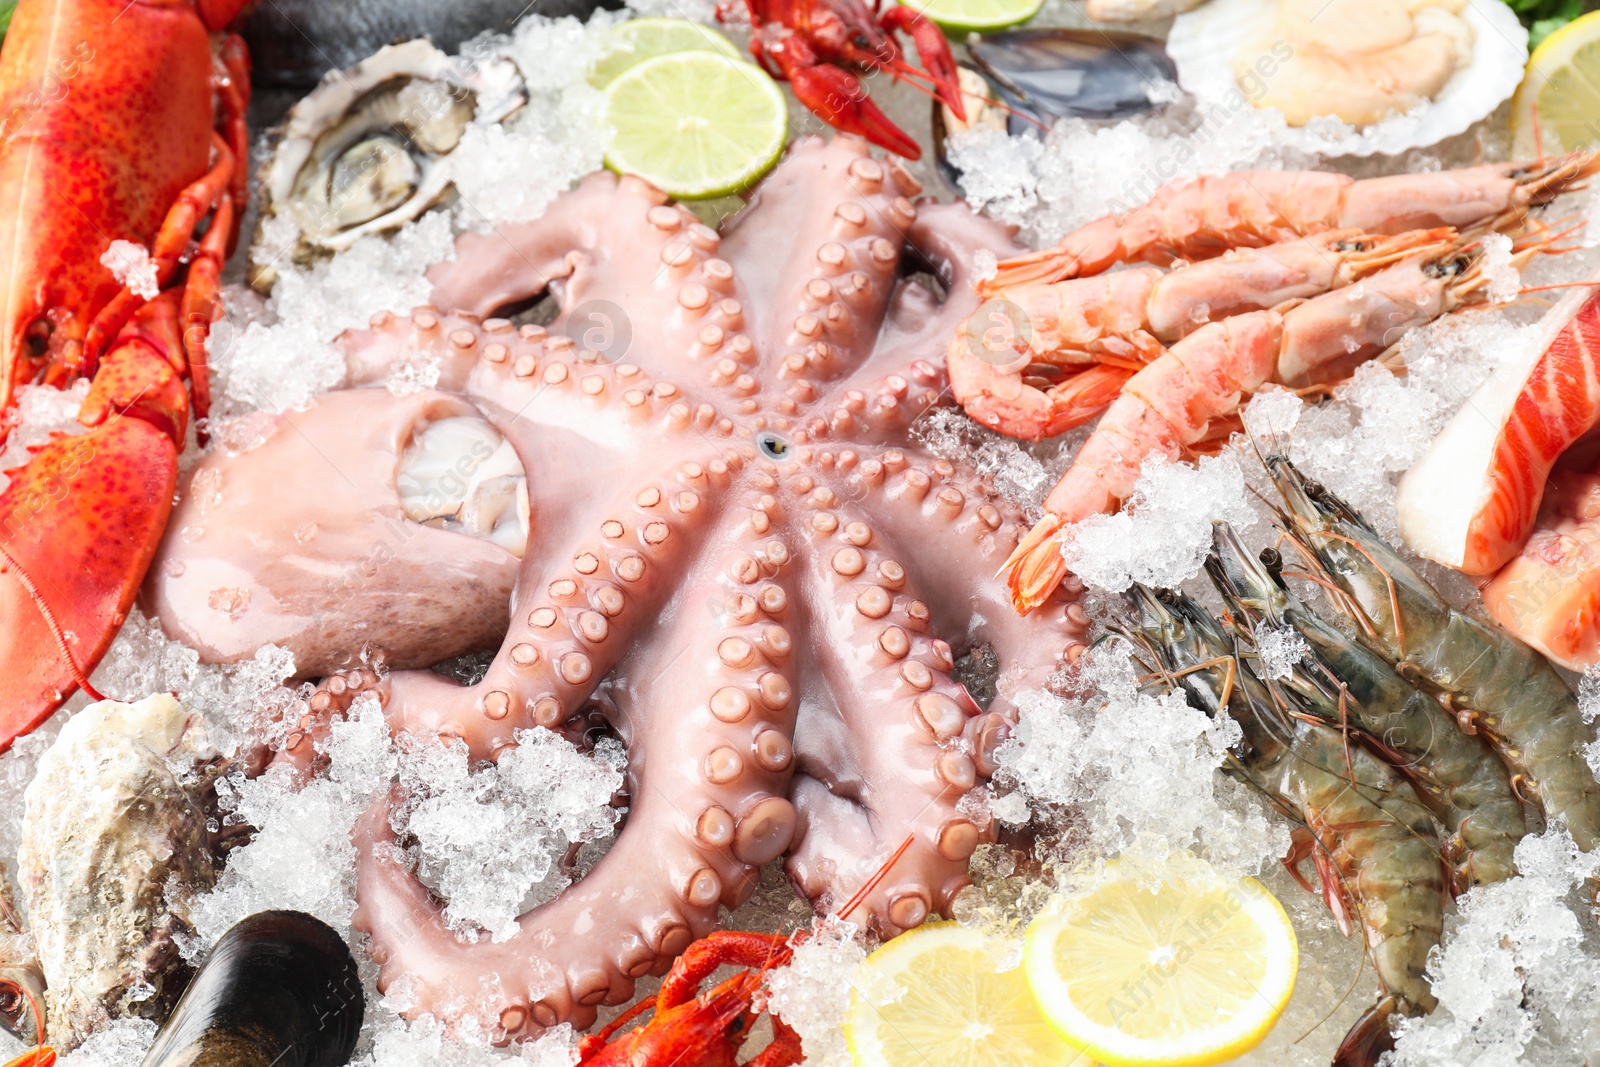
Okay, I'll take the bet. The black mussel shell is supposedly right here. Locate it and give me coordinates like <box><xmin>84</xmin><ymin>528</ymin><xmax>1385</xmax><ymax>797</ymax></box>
<box><xmin>968</xmin><ymin>29</ymin><xmax>1178</xmax><ymax>129</ymax></box>
<box><xmin>242</xmin><ymin>0</ymin><xmax>625</xmax><ymax>89</ymax></box>
<box><xmin>139</xmin><ymin>912</ymin><xmax>362</xmax><ymax>1067</ymax></box>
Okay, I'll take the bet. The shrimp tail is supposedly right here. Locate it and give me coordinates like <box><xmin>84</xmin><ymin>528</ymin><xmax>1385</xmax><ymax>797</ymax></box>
<box><xmin>1002</xmin><ymin>512</ymin><xmax>1068</xmax><ymax>613</ymax></box>
<box><xmin>1333</xmin><ymin>994</ymin><xmax>1407</xmax><ymax>1067</ymax></box>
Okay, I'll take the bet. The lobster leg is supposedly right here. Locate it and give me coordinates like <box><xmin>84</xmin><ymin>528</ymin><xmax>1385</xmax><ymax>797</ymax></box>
<box><xmin>75</xmin><ymin>132</ymin><xmax>236</xmax><ymax>378</ymax></box>
<box><xmin>876</xmin><ymin>4</ymin><xmax>966</xmax><ymax>122</ymax></box>
<box><xmin>0</xmin><ymin>293</ymin><xmax>189</xmax><ymax>749</ymax></box>
<box><xmin>216</xmin><ymin>34</ymin><xmax>251</xmax><ymax>252</ymax></box>
<box><xmin>772</xmin><ymin>34</ymin><xmax>923</xmax><ymax>160</ymax></box>
<box><xmin>181</xmin><ymin>192</ymin><xmax>233</xmax><ymax>436</ymax></box>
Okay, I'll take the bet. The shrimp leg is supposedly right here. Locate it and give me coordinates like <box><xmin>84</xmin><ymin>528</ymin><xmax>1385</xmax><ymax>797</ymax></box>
<box><xmin>1004</xmin><ymin>230</ymin><xmax>1558</xmax><ymax>613</ymax></box>
<box><xmin>949</xmin><ymin>229</ymin><xmax>1453</xmax><ymax>441</ymax></box>
<box><xmin>1204</xmin><ymin>522</ymin><xmax>1528</xmax><ymax>889</ymax></box>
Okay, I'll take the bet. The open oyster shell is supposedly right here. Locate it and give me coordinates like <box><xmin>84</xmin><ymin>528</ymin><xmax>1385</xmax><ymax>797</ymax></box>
<box><xmin>250</xmin><ymin>38</ymin><xmax>526</xmax><ymax>289</ymax></box>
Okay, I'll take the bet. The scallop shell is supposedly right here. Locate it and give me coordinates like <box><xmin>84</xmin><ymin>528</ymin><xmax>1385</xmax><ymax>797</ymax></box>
<box><xmin>1166</xmin><ymin>0</ymin><xmax>1527</xmax><ymax>157</ymax></box>
<box><xmin>250</xmin><ymin>38</ymin><xmax>527</xmax><ymax>289</ymax></box>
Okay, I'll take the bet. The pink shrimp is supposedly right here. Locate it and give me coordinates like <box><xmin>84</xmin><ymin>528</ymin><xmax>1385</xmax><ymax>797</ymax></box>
<box><xmin>1003</xmin><ymin>232</ymin><xmax>1545</xmax><ymax>613</ymax></box>
<box><xmin>949</xmin><ymin>227</ymin><xmax>1453</xmax><ymax>440</ymax></box>
<box><xmin>977</xmin><ymin>152</ymin><xmax>1598</xmax><ymax>297</ymax></box>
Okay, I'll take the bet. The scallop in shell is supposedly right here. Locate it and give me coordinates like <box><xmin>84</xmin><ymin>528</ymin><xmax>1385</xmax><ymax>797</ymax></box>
<box><xmin>250</xmin><ymin>38</ymin><xmax>526</xmax><ymax>289</ymax></box>
<box><xmin>1166</xmin><ymin>0</ymin><xmax>1527</xmax><ymax>156</ymax></box>
<box><xmin>18</xmin><ymin>695</ymin><xmax>232</xmax><ymax>1049</ymax></box>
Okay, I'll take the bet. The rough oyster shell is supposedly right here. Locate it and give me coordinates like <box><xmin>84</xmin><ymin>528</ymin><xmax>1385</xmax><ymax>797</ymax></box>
<box><xmin>19</xmin><ymin>695</ymin><xmax>228</xmax><ymax>1049</ymax></box>
<box><xmin>250</xmin><ymin>38</ymin><xmax>526</xmax><ymax>289</ymax></box>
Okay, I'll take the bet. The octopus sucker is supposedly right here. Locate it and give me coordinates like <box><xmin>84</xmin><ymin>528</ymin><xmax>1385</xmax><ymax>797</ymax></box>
<box><xmin>152</xmin><ymin>134</ymin><xmax>1091</xmax><ymax>1037</ymax></box>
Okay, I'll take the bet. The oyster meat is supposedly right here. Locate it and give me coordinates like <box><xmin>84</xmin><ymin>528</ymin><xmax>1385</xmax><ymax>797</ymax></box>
<box><xmin>19</xmin><ymin>695</ymin><xmax>230</xmax><ymax>1048</ymax></box>
<box><xmin>250</xmin><ymin>38</ymin><xmax>526</xmax><ymax>288</ymax></box>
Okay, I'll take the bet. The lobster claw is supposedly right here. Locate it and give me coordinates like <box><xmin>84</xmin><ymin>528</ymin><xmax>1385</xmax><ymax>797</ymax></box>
<box><xmin>787</xmin><ymin>63</ymin><xmax>923</xmax><ymax>161</ymax></box>
<box><xmin>0</xmin><ymin>296</ymin><xmax>188</xmax><ymax>752</ymax></box>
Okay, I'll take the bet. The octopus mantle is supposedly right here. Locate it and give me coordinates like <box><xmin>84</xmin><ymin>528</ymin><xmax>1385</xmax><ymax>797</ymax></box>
<box><xmin>147</xmin><ymin>136</ymin><xmax>1089</xmax><ymax>1037</ymax></box>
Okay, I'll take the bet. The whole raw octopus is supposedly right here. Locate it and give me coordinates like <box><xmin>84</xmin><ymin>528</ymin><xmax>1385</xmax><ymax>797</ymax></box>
<box><xmin>146</xmin><ymin>136</ymin><xmax>1089</xmax><ymax>1037</ymax></box>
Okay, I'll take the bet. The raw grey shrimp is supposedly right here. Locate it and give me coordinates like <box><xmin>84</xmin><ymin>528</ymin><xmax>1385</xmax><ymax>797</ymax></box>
<box><xmin>1120</xmin><ymin>586</ymin><xmax>1444</xmax><ymax>1067</ymax></box>
<box><xmin>1205</xmin><ymin>521</ymin><xmax>1527</xmax><ymax>889</ymax></box>
<box><xmin>1265</xmin><ymin>454</ymin><xmax>1600</xmax><ymax>850</ymax></box>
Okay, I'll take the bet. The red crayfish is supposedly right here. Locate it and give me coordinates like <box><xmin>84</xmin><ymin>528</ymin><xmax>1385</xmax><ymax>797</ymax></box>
<box><xmin>574</xmin><ymin>836</ymin><xmax>914</xmax><ymax>1066</ymax></box>
<box><xmin>726</xmin><ymin>0</ymin><xmax>966</xmax><ymax>159</ymax></box>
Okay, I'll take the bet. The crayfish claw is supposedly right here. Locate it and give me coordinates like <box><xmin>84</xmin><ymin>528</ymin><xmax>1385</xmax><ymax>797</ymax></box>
<box><xmin>787</xmin><ymin>65</ymin><xmax>922</xmax><ymax>160</ymax></box>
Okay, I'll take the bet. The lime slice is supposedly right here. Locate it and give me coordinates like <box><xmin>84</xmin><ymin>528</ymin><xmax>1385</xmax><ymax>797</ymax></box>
<box><xmin>1512</xmin><ymin>10</ymin><xmax>1600</xmax><ymax>157</ymax></box>
<box><xmin>588</xmin><ymin>17</ymin><xmax>743</xmax><ymax>88</ymax></box>
<box><xmin>1023</xmin><ymin>853</ymin><xmax>1298</xmax><ymax>1067</ymax></box>
<box><xmin>601</xmin><ymin>51</ymin><xmax>787</xmax><ymax>200</ymax></box>
<box><xmin>846</xmin><ymin>923</ymin><xmax>1076</xmax><ymax>1067</ymax></box>
<box><xmin>896</xmin><ymin>0</ymin><xmax>1042</xmax><ymax>34</ymax></box>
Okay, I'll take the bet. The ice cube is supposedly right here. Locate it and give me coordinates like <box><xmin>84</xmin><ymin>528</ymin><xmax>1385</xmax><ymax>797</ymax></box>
<box><xmin>1254</xmin><ymin>626</ymin><xmax>1308</xmax><ymax>681</ymax></box>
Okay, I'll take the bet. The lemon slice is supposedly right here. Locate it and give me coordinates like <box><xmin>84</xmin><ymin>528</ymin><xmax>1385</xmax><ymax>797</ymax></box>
<box><xmin>1023</xmin><ymin>854</ymin><xmax>1297</xmax><ymax>1067</ymax></box>
<box><xmin>896</xmin><ymin>0</ymin><xmax>1043</xmax><ymax>34</ymax></box>
<box><xmin>846</xmin><ymin>922</ymin><xmax>1076</xmax><ymax>1067</ymax></box>
<box><xmin>600</xmin><ymin>51</ymin><xmax>787</xmax><ymax>200</ymax></box>
<box><xmin>587</xmin><ymin>17</ymin><xmax>743</xmax><ymax>88</ymax></box>
<box><xmin>1512</xmin><ymin>10</ymin><xmax>1600</xmax><ymax>158</ymax></box>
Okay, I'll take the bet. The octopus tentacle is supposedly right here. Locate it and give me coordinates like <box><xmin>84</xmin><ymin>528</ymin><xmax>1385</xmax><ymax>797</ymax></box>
<box><xmin>720</xmin><ymin>136</ymin><xmax>919</xmax><ymax>389</ymax></box>
<box><xmin>424</xmin><ymin>174</ymin><xmax>756</xmax><ymax>404</ymax></box>
<box><xmin>837</xmin><ymin>447</ymin><xmax>1090</xmax><ymax>691</ymax></box>
<box><xmin>375</xmin><ymin>438</ymin><xmax>742</xmax><ymax>753</ymax></box>
<box><xmin>785</xmin><ymin>485</ymin><xmax>989</xmax><ymax>934</ymax></box>
<box><xmin>809</xmin><ymin>202</ymin><xmax>1026</xmax><ymax>444</ymax></box>
<box><xmin>353</xmin><ymin>533</ymin><xmax>802</xmax><ymax>1037</ymax></box>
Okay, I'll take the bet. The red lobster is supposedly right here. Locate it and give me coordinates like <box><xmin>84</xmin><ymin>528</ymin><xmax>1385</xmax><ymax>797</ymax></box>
<box><xmin>0</xmin><ymin>0</ymin><xmax>250</xmax><ymax>751</ymax></box>
<box><xmin>727</xmin><ymin>0</ymin><xmax>966</xmax><ymax>160</ymax></box>
<box><xmin>573</xmin><ymin>836</ymin><xmax>915</xmax><ymax>1066</ymax></box>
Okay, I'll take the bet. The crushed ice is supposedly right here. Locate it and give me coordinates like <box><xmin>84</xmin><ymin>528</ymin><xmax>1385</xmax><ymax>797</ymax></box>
<box><xmin>212</xmin><ymin>13</ymin><xmax>612</xmax><ymax>438</ymax></box>
<box><xmin>1062</xmin><ymin>454</ymin><xmax>1258</xmax><ymax>594</ymax></box>
<box><xmin>396</xmin><ymin>731</ymin><xmax>624</xmax><ymax>942</ymax></box>
<box><xmin>1254</xmin><ymin>626</ymin><xmax>1308</xmax><ymax>681</ymax></box>
<box><xmin>14</xmin><ymin>5</ymin><xmax>1600</xmax><ymax>1064</ymax></box>
<box><xmin>1389</xmin><ymin>830</ymin><xmax>1600</xmax><ymax>1066</ymax></box>
<box><xmin>994</xmin><ymin>646</ymin><xmax>1290</xmax><ymax>873</ymax></box>
<box><xmin>1478</xmin><ymin>232</ymin><xmax>1521</xmax><ymax>305</ymax></box>
<box><xmin>764</xmin><ymin>919</ymin><xmax>903</xmax><ymax>1067</ymax></box>
<box><xmin>99</xmin><ymin>240</ymin><xmax>159</xmax><ymax>301</ymax></box>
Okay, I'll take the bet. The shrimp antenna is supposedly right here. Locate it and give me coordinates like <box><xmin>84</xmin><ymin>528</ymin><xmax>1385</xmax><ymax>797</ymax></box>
<box><xmin>1294</xmin><ymin>937</ymin><xmax>1368</xmax><ymax>1047</ymax></box>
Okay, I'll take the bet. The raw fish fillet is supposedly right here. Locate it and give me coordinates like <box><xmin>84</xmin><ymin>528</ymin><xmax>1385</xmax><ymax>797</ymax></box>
<box><xmin>1482</xmin><ymin>467</ymin><xmax>1600</xmax><ymax>671</ymax></box>
<box><xmin>1399</xmin><ymin>285</ymin><xmax>1600</xmax><ymax>574</ymax></box>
